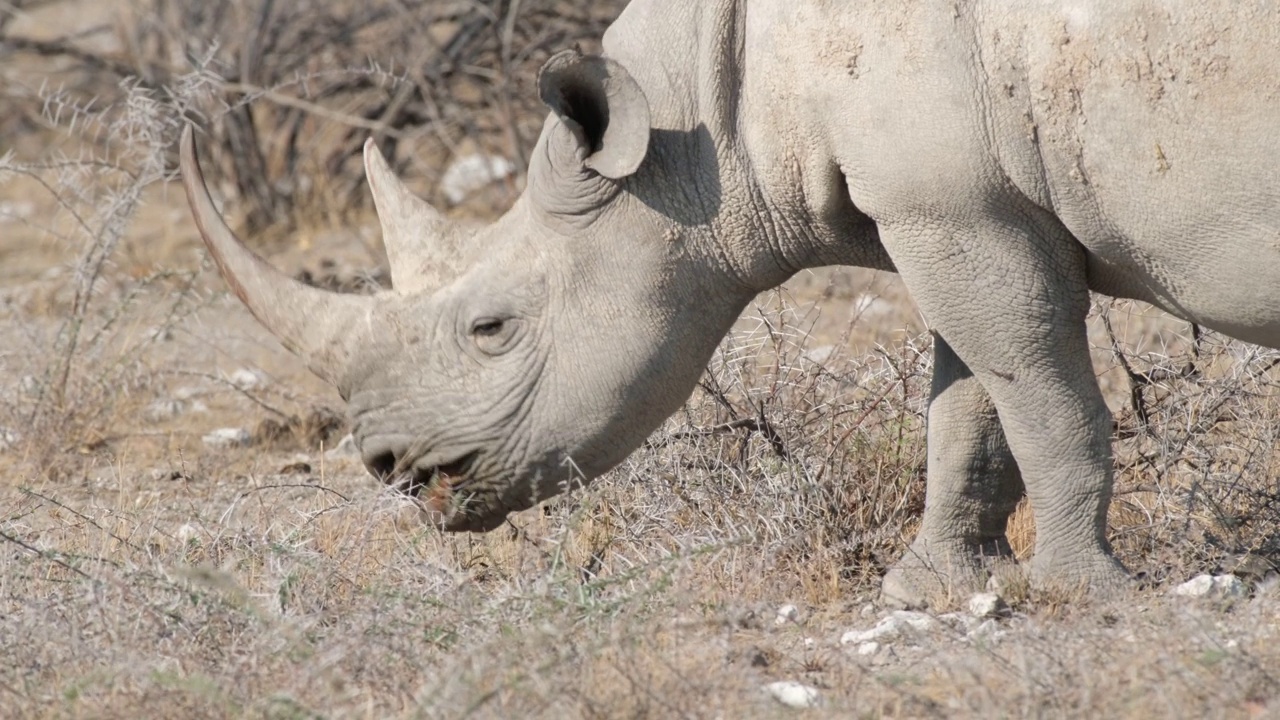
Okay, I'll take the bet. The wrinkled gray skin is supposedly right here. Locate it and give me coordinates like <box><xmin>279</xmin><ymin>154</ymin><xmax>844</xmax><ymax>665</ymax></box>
<box><xmin>182</xmin><ymin>0</ymin><xmax>1280</xmax><ymax>606</ymax></box>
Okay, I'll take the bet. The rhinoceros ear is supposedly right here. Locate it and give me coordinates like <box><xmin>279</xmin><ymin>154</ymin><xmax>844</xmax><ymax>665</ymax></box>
<box><xmin>537</xmin><ymin>48</ymin><xmax>651</xmax><ymax>179</ymax></box>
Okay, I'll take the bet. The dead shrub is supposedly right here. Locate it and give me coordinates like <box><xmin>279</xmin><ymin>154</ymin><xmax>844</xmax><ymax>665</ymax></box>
<box><xmin>2</xmin><ymin>0</ymin><xmax>628</xmax><ymax>237</ymax></box>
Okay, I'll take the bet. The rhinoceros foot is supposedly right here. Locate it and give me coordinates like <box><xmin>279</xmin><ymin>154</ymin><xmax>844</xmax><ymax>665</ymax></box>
<box><xmin>1025</xmin><ymin>551</ymin><xmax>1132</xmax><ymax>604</ymax></box>
<box><xmin>880</xmin><ymin>538</ymin><xmax>1015</xmax><ymax>610</ymax></box>
<box><xmin>882</xmin><ymin>541</ymin><xmax>1134</xmax><ymax>610</ymax></box>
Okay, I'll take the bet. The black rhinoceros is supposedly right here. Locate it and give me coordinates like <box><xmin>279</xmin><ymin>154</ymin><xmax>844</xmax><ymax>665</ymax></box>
<box><xmin>181</xmin><ymin>0</ymin><xmax>1280</xmax><ymax>606</ymax></box>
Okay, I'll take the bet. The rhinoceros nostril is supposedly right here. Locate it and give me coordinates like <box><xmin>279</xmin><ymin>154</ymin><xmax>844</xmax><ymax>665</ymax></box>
<box><xmin>364</xmin><ymin>451</ymin><xmax>398</xmax><ymax>480</ymax></box>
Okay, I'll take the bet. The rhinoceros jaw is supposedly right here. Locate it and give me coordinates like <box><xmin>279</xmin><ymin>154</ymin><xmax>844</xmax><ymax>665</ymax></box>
<box><xmin>393</xmin><ymin>451</ymin><xmax>479</xmax><ymax>499</ymax></box>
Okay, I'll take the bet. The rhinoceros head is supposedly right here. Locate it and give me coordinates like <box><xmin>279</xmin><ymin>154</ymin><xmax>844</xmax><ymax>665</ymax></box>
<box><xmin>182</xmin><ymin>49</ymin><xmax>755</xmax><ymax>531</ymax></box>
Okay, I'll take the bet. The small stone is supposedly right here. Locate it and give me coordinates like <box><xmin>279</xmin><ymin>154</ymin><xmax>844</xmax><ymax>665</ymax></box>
<box><xmin>803</xmin><ymin>637</ymin><xmax>816</xmax><ymax>649</ymax></box>
<box><xmin>853</xmin><ymin>293</ymin><xmax>893</xmax><ymax>319</ymax></box>
<box><xmin>968</xmin><ymin>592</ymin><xmax>1010</xmax><ymax>619</ymax></box>
<box><xmin>0</xmin><ymin>199</ymin><xmax>35</xmax><ymax>221</ymax></box>
<box><xmin>441</xmin><ymin>153</ymin><xmax>516</xmax><ymax>205</ymax></box>
<box><xmin>841</xmin><ymin>610</ymin><xmax>939</xmax><ymax>645</ymax></box>
<box><xmin>1256</xmin><ymin>574</ymin><xmax>1280</xmax><ymax>598</ymax></box>
<box><xmin>1174</xmin><ymin>575</ymin><xmax>1214</xmax><ymax>597</ymax></box>
<box><xmin>937</xmin><ymin>612</ymin><xmax>976</xmax><ymax>630</ymax></box>
<box><xmin>427</xmin><ymin>19</ymin><xmax>461</xmax><ymax>47</ymax></box>
<box><xmin>202</xmin><ymin>427</ymin><xmax>252</xmax><ymax>449</ymax></box>
<box><xmin>763</xmin><ymin>681</ymin><xmax>821</xmax><ymax>709</ymax></box>
<box><xmin>147</xmin><ymin>325</ymin><xmax>174</xmax><ymax>342</ymax></box>
<box><xmin>227</xmin><ymin>368</ymin><xmax>267</xmax><ymax>391</ymax></box>
<box><xmin>775</xmin><ymin>604</ymin><xmax>800</xmax><ymax>625</ymax></box>
<box><xmin>986</xmin><ymin>566</ymin><xmax>1030</xmax><ymax>598</ymax></box>
<box><xmin>145</xmin><ymin>398</ymin><xmax>187</xmax><ymax>422</ymax></box>
<box><xmin>856</xmin><ymin>641</ymin><xmax>880</xmax><ymax>656</ymax></box>
<box><xmin>0</xmin><ymin>427</ymin><xmax>20</xmax><ymax>452</ymax></box>
<box><xmin>803</xmin><ymin>345</ymin><xmax>836</xmax><ymax>364</ymax></box>
<box><xmin>176</xmin><ymin>523</ymin><xmax>200</xmax><ymax>543</ymax></box>
<box><xmin>1174</xmin><ymin>574</ymin><xmax>1247</xmax><ymax>599</ymax></box>
<box><xmin>18</xmin><ymin>375</ymin><xmax>41</xmax><ymax>397</ymax></box>
<box><xmin>859</xmin><ymin>603</ymin><xmax>877</xmax><ymax>619</ymax></box>
<box><xmin>966</xmin><ymin>618</ymin><xmax>1004</xmax><ymax>643</ymax></box>
<box><xmin>173</xmin><ymin>386</ymin><xmax>204</xmax><ymax>400</ymax></box>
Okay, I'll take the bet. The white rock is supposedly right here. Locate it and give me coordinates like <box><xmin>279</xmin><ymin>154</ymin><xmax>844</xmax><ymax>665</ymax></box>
<box><xmin>968</xmin><ymin>592</ymin><xmax>1010</xmax><ymax>619</ymax></box>
<box><xmin>966</xmin><ymin>618</ymin><xmax>1005</xmax><ymax>643</ymax></box>
<box><xmin>763</xmin><ymin>681</ymin><xmax>821</xmax><ymax>709</ymax></box>
<box><xmin>856</xmin><ymin>641</ymin><xmax>880</xmax><ymax>656</ymax></box>
<box><xmin>0</xmin><ymin>427</ymin><xmax>20</xmax><ymax>452</ymax></box>
<box><xmin>1257</xmin><ymin>574</ymin><xmax>1280</xmax><ymax>598</ymax></box>
<box><xmin>1215</xmin><ymin>575</ymin><xmax>1247</xmax><ymax>597</ymax></box>
<box><xmin>841</xmin><ymin>610</ymin><xmax>939</xmax><ymax>645</ymax></box>
<box><xmin>173</xmin><ymin>386</ymin><xmax>205</xmax><ymax>401</ymax></box>
<box><xmin>324</xmin><ymin>433</ymin><xmax>360</xmax><ymax>460</ymax></box>
<box><xmin>147</xmin><ymin>325</ymin><xmax>174</xmax><ymax>342</ymax></box>
<box><xmin>441</xmin><ymin>153</ymin><xmax>516</xmax><ymax>205</ymax></box>
<box><xmin>937</xmin><ymin>612</ymin><xmax>976</xmax><ymax>630</ymax></box>
<box><xmin>803</xmin><ymin>637</ymin><xmax>816</xmax><ymax>649</ymax></box>
<box><xmin>803</xmin><ymin>345</ymin><xmax>836</xmax><ymax>365</ymax></box>
<box><xmin>1174</xmin><ymin>575</ymin><xmax>1214</xmax><ymax>597</ymax></box>
<box><xmin>1174</xmin><ymin>574</ymin><xmax>1247</xmax><ymax>599</ymax></box>
<box><xmin>176</xmin><ymin>523</ymin><xmax>200</xmax><ymax>543</ymax></box>
<box><xmin>202</xmin><ymin>427</ymin><xmax>251</xmax><ymax>449</ymax></box>
<box><xmin>18</xmin><ymin>375</ymin><xmax>41</xmax><ymax>396</ymax></box>
<box><xmin>859</xmin><ymin>603</ymin><xmax>877</xmax><ymax>619</ymax></box>
<box><xmin>0</xmin><ymin>200</ymin><xmax>35</xmax><ymax>222</ymax></box>
<box><xmin>146</xmin><ymin>398</ymin><xmax>187</xmax><ymax>422</ymax></box>
<box><xmin>775</xmin><ymin>604</ymin><xmax>800</xmax><ymax>625</ymax></box>
<box><xmin>853</xmin><ymin>293</ymin><xmax>893</xmax><ymax>319</ymax></box>
<box><xmin>227</xmin><ymin>368</ymin><xmax>267</xmax><ymax>391</ymax></box>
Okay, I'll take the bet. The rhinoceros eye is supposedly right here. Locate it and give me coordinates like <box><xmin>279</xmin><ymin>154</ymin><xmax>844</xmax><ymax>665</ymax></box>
<box><xmin>470</xmin><ymin>316</ymin><xmax>519</xmax><ymax>355</ymax></box>
<box><xmin>471</xmin><ymin>318</ymin><xmax>505</xmax><ymax>337</ymax></box>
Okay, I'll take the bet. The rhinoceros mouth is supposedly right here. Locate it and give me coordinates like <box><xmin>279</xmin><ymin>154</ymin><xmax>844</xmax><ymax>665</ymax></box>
<box><xmin>390</xmin><ymin>451</ymin><xmax>512</xmax><ymax>532</ymax></box>
<box><xmin>394</xmin><ymin>451</ymin><xmax>480</xmax><ymax>499</ymax></box>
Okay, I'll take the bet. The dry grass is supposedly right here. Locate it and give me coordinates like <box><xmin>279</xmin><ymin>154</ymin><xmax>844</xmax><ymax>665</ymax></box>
<box><xmin>2</xmin><ymin>294</ymin><xmax>1279</xmax><ymax>718</ymax></box>
<box><xmin>2</xmin><ymin>1</ymin><xmax>1280</xmax><ymax>717</ymax></box>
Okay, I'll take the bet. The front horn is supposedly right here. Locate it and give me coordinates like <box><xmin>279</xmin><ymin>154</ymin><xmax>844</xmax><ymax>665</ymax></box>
<box><xmin>180</xmin><ymin>125</ymin><xmax>378</xmax><ymax>387</ymax></box>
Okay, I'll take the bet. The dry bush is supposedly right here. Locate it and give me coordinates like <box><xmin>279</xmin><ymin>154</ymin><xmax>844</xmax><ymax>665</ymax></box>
<box><xmin>0</xmin><ymin>71</ymin><xmax>208</xmax><ymax>480</ymax></box>
<box><xmin>624</xmin><ymin>291</ymin><xmax>931</xmax><ymax>602</ymax></box>
<box><xmin>2</xmin><ymin>0</ymin><xmax>627</xmax><ymax>236</ymax></box>
<box><xmin>1098</xmin><ymin>304</ymin><xmax>1280</xmax><ymax>584</ymax></box>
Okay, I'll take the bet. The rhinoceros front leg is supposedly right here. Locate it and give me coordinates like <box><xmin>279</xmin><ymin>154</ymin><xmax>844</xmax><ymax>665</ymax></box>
<box><xmin>877</xmin><ymin>211</ymin><xmax>1128</xmax><ymax>602</ymax></box>
<box><xmin>880</xmin><ymin>333</ymin><xmax>1025</xmax><ymax>608</ymax></box>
